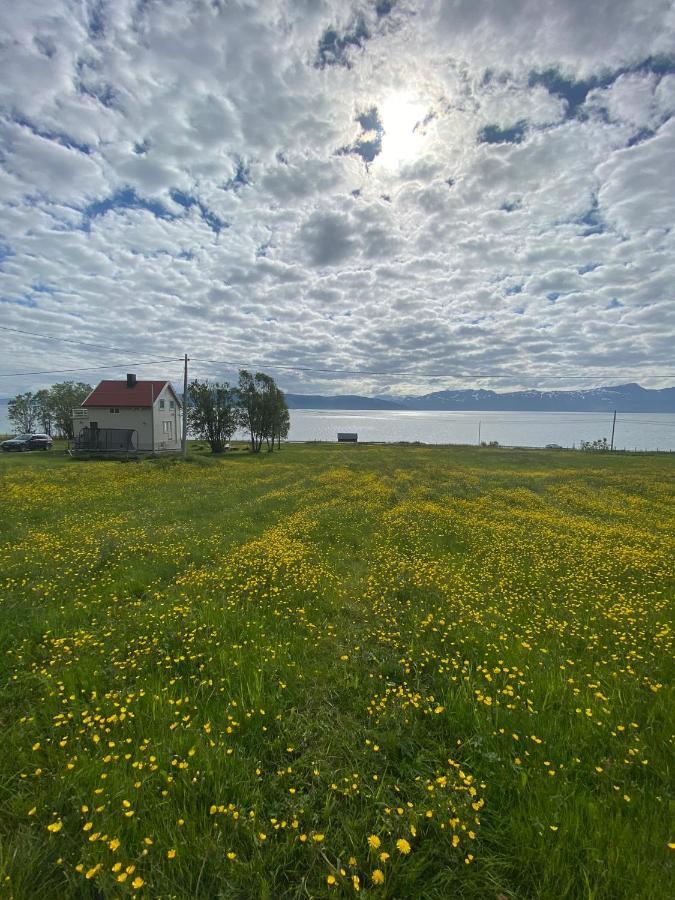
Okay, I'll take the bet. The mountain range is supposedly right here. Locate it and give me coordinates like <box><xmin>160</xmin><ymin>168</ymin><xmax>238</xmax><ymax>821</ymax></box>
<box><xmin>285</xmin><ymin>383</ymin><xmax>675</xmax><ymax>413</ymax></box>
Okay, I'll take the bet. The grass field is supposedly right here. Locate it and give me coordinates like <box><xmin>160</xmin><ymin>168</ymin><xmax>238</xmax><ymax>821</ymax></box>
<box><xmin>0</xmin><ymin>444</ymin><xmax>673</xmax><ymax>898</ymax></box>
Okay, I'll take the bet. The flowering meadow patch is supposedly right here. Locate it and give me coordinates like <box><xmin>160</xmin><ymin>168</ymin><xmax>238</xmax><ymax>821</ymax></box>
<box><xmin>0</xmin><ymin>445</ymin><xmax>672</xmax><ymax>898</ymax></box>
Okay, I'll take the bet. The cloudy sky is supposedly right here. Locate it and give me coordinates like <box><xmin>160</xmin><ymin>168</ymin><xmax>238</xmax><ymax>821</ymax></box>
<box><xmin>1</xmin><ymin>0</ymin><xmax>675</xmax><ymax>399</ymax></box>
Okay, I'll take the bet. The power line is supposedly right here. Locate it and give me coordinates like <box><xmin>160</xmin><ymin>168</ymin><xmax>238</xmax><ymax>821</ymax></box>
<box><xmin>2</xmin><ymin>323</ymin><xmax>675</xmax><ymax>383</ymax></box>
<box><xmin>0</xmin><ymin>325</ymin><xmax>138</xmax><ymax>355</ymax></box>
<box><xmin>190</xmin><ymin>355</ymin><xmax>675</xmax><ymax>381</ymax></box>
<box><xmin>0</xmin><ymin>358</ymin><xmax>184</xmax><ymax>377</ymax></box>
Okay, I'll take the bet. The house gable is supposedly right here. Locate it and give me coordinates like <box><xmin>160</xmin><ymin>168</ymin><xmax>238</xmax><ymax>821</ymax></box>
<box><xmin>82</xmin><ymin>380</ymin><xmax>181</xmax><ymax>409</ymax></box>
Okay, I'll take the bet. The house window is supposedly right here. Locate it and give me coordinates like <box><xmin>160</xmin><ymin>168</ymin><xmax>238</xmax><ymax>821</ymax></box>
<box><xmin>159</xmin><ymin>399</ymin><xmax>165</xmax><ymax>409</ymax></box>
<box><xmin>109</xmin><ymin>408</ymin><xmax>119</xmax><ymax>413</ymax></box>
<box><xmin>163</xmin><ymin>421</ymin><xmax>173</xmax><ymax>438</ymax></box>
<box><xmin>169</xmin><ymin>400</ymin><xmax>175</xmax><ymax>410</ymax></box>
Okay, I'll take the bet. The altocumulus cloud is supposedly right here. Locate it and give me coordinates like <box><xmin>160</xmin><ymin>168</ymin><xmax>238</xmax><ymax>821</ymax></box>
<box><xmin>0</xmin><ymin>0</ymin><xmax>674</xmax><ymax>397</ymax></box>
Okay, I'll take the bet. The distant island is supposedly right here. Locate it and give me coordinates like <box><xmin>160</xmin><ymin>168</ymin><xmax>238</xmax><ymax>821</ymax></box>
<box><xmin>286</xmin><ymin>383</ymin><xmax>675</xmax><ymax>413</ymax></box>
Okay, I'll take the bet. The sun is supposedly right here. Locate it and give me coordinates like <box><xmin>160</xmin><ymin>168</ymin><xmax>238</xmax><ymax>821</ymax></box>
<box><xmin>378</xmin><ymin>93</ymin><xmax>428</xmax><ymax>168</ymax></box>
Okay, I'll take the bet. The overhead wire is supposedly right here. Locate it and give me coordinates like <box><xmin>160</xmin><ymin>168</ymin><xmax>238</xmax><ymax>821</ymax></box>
<box><xmin>0</xmin><ymin>358</ymin><xmax>184</xmax><ymax>377</ymax></box>
<box><xmin>2</xmin><ymin>323</ymin><xmax>675</xmax><ymax>384</ymax></box>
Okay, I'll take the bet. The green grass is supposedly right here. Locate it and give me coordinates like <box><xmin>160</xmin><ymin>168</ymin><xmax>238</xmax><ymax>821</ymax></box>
<box><xmin>0</xmin><ymin>444</ymin><xmax>673</xmax><ymax>898</ymax></box>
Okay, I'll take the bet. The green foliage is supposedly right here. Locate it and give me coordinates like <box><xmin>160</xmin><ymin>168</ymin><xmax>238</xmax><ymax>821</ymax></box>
<box><xmin>7</xmin><ymin>392</ymin><xmax>39</xmax><ymax>433</ymax></box>
<box><xmin>8</xmin><ymin>382</ymin><xmax>92</xmax><ymax>438</ymax></box>
<box><xmin>186</xmin><ymin>379</ymin><xmax>237</xmax><ymax>453</ymax></box>
<box><xmin>236</xmin><ymin>370</ymin><xmax>289</xmax><ymax>452</ymax></box>
<box><xmin>49</xmin><ymin>382</ymin><xmax>92</xmax><ymax>439</ymax></box>
<box><xmin>0</xmin><ymin>445</ymin><xmax>672</xmax><ymax>898</ymax></box>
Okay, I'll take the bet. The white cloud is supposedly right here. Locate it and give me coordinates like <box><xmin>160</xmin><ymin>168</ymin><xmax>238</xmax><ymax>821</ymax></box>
<box><xmin>0</xmin><ymin>0</ymin><xmax>674</xmax><ymax>399</ymax></box>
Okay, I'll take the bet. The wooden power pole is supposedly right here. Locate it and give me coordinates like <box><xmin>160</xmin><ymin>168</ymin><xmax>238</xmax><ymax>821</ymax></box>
<box><xmin>182</xmin><ymin>353</ymin><xmax>189</xmax><ymax>458</ymax></box>
<box><xmin>610</xmin><ymin>410</ymin><xmax>616</xmax><ymax>451</ymax></box>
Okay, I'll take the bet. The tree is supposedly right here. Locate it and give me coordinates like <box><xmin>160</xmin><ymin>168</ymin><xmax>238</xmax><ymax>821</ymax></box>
<box><xmin>274</xmin><ymin>388</ymin><xmax>290</xmax><ymax>450</ymax></box>
<box><xmin>49</xmin><ymin>382</ymin><xmax>92</xmax><ymax>438</ymax></box>
<box><xmin>34</xmin><ymin>389</ymin><xmax>54</xmax><ymax>435</ymax></box>
<box><xmin>8</xmin><ymin>392</ymin><xmax>38</xmax><ymax>433</ymax></box>
<box><xmin>8</xmin><ymin>382</ymin><xmax>91</xmax><ymax>438</ymax></box>
<box><xmin>186</xmin><ymin>379</ymin><xmax>237</xmax><ymax>453</ymax></box>
<box><xmin>236</xmin><ymin>370</ymin><xmax>289</xmax><ymax>453</ymax></box>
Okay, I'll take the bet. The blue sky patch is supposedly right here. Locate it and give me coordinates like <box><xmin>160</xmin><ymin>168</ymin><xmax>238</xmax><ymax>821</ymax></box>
<box><xmin>316</xmin><ymin>17</ymin><xmax>369</xmax><ymax>68</ymax></box>
<box><xmin>479</xmin><ymin>122</ymin><xmax>526</xmax><ymax>144</ymax></box>
<box><xmin>169</xmin><ymin>189</ymin><xmax>227</xmax><ymax>234</ymax></box>
<box><xmin>83</xmin><ymin>188</ymin><xmax>174</xmax><ymax>228</ymax></box>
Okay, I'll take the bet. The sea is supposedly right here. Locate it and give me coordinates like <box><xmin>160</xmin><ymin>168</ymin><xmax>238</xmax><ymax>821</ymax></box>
<box><xmin>1</xmin><ymin>401</ymin><xmax>674</xmax><ymax>452</ymax></box>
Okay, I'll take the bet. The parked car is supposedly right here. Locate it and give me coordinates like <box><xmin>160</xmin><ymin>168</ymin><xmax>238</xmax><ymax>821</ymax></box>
<box><xmin>545</xmin><ymin>443</ymin><xmax>563</xmax><ymax>450</ymax></box>
<box><xmin>1</xmin><ymin>433</ymin><xmax>53</xmax><ymax>452</ymax></box>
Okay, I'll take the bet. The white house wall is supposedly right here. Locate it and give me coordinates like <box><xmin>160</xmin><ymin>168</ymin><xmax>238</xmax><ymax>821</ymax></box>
<box><xmin>152</xmin><ymin>384</ymin><xmax>182</xmax><ymax>451</ymax></box>
<box><xmin>73</xmin><ymin>385</ymin><xmax>182</xmax><ymax>451</ymax></box>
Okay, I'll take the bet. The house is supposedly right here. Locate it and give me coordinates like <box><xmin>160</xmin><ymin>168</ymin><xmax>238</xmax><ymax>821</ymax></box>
<box><xmin>72</xmin><ymin>374</ymin><xmax>183</xmax><ymax>452</ymax></box>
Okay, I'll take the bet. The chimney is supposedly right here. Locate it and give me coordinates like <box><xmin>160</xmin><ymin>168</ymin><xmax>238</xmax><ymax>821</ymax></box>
<box><xmin>126</xmin><ymin>373</ymin><xmax>137</xmax><ymax>388</ymax></box>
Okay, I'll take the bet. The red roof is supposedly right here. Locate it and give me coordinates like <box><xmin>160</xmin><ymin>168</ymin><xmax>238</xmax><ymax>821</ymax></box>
<box><xmin>83</xmin><ymin>380</ymin><xmax>181</xmax><ymax>408</ymax></box>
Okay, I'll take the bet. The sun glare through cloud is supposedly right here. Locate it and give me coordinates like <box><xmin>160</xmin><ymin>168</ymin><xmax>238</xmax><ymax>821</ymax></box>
<box><xmin>377</xmin><ymin>93</ymin><xmax>429</xmax><ymax>168</ymax></box>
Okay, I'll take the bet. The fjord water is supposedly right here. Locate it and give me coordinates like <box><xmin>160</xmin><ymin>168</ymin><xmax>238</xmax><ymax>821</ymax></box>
<box><xmin>286</xmin><ymin>408</ymin><xmax>675</xmax><ymax>451</ymax></box>
<box><xmin>2</xmin><ymin>401</ymin><xmax>674</xmax><ymax>451</ymax></box>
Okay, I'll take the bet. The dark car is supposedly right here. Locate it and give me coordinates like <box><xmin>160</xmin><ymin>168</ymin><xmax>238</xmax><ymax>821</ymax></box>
<box><xmin>1</xmin><ymin>433</ymin><xmax>53</xmax><ymax>452</ymax></box>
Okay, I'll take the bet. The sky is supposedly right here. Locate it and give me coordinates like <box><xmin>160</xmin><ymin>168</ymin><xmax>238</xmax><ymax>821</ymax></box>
<box><xmin>1</xmin><ymin>0</ymin><xmax>675</xmax><ymax>399</ymax></box>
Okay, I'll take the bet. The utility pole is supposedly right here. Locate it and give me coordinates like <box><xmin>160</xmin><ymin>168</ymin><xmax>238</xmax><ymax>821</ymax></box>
<box><xmin>610</xmin><ymin>409</ymin><xmax>616</xmax><ymax>451</ymax></box>
<box><xmin>478</xmin><ymin>420</ymin><xmax>481</xmax><ymax>446</ymax></box>
<box><xmin>182</xmin><ymin>353</ymin><xmax>189</xmax><ymax>458</ymax></box>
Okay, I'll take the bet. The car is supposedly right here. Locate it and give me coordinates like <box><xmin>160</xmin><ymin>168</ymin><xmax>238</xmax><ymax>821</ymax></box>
<box><xmin>545</xmin><ymin>443</ymin><xmax>563</xmax><ymax>450</ymax></box>
<box><xmin>1</xmin><ymin>433</ymin><xmax>53</xmax><ymax>452</ymax></box>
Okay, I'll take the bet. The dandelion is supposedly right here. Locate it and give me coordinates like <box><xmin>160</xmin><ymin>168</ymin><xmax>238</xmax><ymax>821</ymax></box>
<box><xmin>396</xmin><ymin>838</ymin><xmax>411</xmax><ymax>855</ymax></box>
<box><xmin>372</xmin><ymin>869</ymin><xmax>385</xmax><ymax>885</ymax></box>
<box><xmin>367</xmin><ymin>834</ymin><xmax>381</xmax><ymax>850</ymax></box>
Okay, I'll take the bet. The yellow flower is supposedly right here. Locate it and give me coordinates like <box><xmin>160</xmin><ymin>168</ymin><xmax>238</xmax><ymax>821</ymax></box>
<box><xmin>167</xmin><ymin>849</ymin><xmax>176</xmax><ymax>859</ymax></box>
<box><xmin>47</xmin><ymin>820</ymin><xmax>63</xmax><ymax>833</ymax></box>
<box><xmin>379</xmin><ymin>852</ymin><xmax>389</xmax><ymax>862</ymax></box>
<box><xmin>367</xmin><ymin>834</ymin><xmax>381</xmax><ymax>850</ymax></box>
<box><xmin>396</xmin><ymin>838</ymin><xmax>411</xmax><ymax>855</ymax></box>
<box><xmin>108</xmin><ymin>838</ymin><xmax>120</xmax><ymax>851</ymax></box>
<box><xmin>226</xmin><ymin>852</ymin><xmax>236</xmax><ymax>860</ymax></box>
<box><xmin>259</xmin><ymin>833</ymin><xmax>267</xmax><ymax>841</ymax></box>
<box><xmin>132</xmin><ymin>876</ymin><xmax>144</xmax><ymax>889</ymax></box>
<box><xmin>312</xmin><ymin>833</ymin><xmax>325</xmax><ymax>843</ymax></box>
<box><xmin>85</xmin><ymin>864</ymin><xmax>101</xmax><ymax>879</ymax></box>
<box><xmin>372</xmin><ymin>869</ymin><xmax>385</xmax><ymax>885</ymax></box>
<box><xmin>352</xmin><ymin>874</ymin><xmax>360</xmax><ymax>891</ymax></box>
<box><xmin>327</xmin><ymin>874</ymin><xmax>336</xmax><ymax>885</ymax></box>
<box><xmin>117</xmin><ymin>873</ymin><xmax>128</xmax><ymax>883</ymax></box>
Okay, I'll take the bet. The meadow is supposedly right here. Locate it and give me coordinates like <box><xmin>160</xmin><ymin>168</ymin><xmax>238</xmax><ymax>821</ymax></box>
<box><xmin>0</xmin><ymin>444</ymin><xmax>672</xmax><ymax>899</ymax></box>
